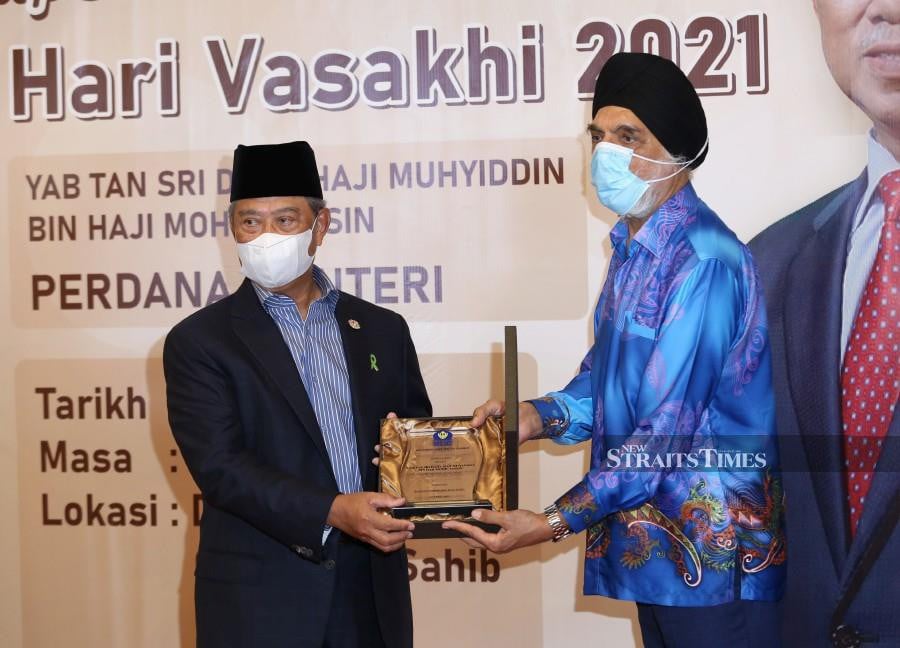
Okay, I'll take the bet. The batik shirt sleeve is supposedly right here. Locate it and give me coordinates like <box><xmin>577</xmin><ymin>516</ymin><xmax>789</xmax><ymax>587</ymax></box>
<box><xmin>527</xmin><ymin>348</ymin><xmax>595</xmax><ymax>445</ymax></box>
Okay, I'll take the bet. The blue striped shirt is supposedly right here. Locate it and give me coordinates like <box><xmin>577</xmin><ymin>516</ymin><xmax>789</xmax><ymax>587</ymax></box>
<box><xmin>251</xmin><ymin>267</ymin><xmax>362</xmax><ymax>500</ymax></box>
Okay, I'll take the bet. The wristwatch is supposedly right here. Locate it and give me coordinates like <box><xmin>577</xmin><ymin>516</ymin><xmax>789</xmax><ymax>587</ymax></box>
<box><xmin>543</xmin><ymin>503</ymin><xmax>573</xmax><ymax>543</ymax></box>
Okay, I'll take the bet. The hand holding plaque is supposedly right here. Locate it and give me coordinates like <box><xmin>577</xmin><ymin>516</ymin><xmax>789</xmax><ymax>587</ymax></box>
<box><xmin>379</xmin><ymin>327</ymin><xmax>520</xmax><ymax>539</ymax></box>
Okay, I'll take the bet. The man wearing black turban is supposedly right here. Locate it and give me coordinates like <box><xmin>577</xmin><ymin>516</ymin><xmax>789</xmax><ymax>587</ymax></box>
<box><xmin>591</xmin><ymin>51</ymin><xmax>709</xmax><ymax>171</ymax></box>
<box><xmin>448</xmin><ymin>53</ymin><xmax>785</xmax><ymax>648</ymax></box>
<box><xmin>164</xmin><ymin>141</ymin><xmax>431</xmax><ymax>648</ymax></box>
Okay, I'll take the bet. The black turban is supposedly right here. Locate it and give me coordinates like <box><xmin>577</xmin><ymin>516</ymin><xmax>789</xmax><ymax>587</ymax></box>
<box><xmin>592</xmin><ymin>53</ymin><xmax>708</xmax><ymax>169</ymax></box>
<box><xmin>230</xmin><ymin>141</ymin><xmax>323</xmax><ymax>202</ymax></box>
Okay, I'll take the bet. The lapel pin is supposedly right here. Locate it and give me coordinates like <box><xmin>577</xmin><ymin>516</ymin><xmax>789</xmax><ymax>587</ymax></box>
<box><xmin>348</xmin><ymin>319</ymin><xmax>361</xmax><ymax>330</ymax></box>
<box><xmin>370</xmin><ymin>354</ymin><xmax>379</xmax><ymax>372</ymax></box>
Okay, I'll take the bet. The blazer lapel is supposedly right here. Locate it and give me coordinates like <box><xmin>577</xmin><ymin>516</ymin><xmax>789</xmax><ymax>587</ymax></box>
<box><xmin>334</xmin><ymin>294</ymin><xmax>379</xmax><ymax>486</ymax></box>
<box><xmin>782</xmin><ymin>175</ymin><xmax>865</xmax><ymax>576</ymax></box>
<box><xmin>229</xmin><ymin>280</ymin><xmax>332</xmax><ymax>466</ymax></box>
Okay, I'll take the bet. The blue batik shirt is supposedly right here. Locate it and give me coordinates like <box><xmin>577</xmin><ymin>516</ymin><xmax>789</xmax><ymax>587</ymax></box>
<box><xmin>530</xmin><ymin>184</ymin><xmax>786</xmax><ymax>606</ymax></box>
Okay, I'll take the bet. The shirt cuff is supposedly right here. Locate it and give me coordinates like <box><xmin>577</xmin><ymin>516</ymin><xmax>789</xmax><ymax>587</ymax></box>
<box><xmin>554</xmin><ymin>479</ymin><xmax>599</xmax><ymax>534</ymax></box>
<box><xmin>526</xmin><ymin>396</ymin><xmax>570</xmax><ymax>440</ymax></box>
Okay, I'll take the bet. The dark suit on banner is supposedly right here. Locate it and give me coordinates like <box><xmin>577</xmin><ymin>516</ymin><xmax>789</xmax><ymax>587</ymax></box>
<box><xmin>750</xmin><ymin>176</ymin><xmax>900</xmax><ymax>647</ymax></box>
<box><xmin>164</xmin><ymin>279</ymin><xmax>431</xmax><ymax>648</ymax></box>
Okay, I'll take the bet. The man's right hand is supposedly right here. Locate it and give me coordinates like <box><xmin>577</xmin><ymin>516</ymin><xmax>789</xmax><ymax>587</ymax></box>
<box><xmin>470</xmin><ymin>400</ymin><xmax>543</xmax><ymax>445</ymax></box>
<box><xmin>326</xmin><ymin>492</ymin><xmax>414</xmax><ymax>553</ymax></box>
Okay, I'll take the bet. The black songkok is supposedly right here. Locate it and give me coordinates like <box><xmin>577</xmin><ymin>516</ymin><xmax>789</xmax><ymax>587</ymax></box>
<box><xmin>229</xmin><ymin>141</ymin><xmax>323</xmax><ymax>202</ymax></box>
<box><xmin>592</xmin><ymin>53</ymin><xmax>708</xmax><ymax>169</ymax></box>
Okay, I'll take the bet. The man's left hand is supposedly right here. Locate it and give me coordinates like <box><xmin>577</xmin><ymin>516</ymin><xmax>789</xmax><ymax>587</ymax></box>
<box><xmin>441</xmin><ymin>508</ymin><xmax>554</xmax><ymax>553</ymax></box>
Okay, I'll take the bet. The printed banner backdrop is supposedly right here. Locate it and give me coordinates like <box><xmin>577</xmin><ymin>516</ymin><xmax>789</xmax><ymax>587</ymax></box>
<box><xmin>0</xmin><ymin>1</ymin><xmax>870</xmax><ymax>646</ymax></box>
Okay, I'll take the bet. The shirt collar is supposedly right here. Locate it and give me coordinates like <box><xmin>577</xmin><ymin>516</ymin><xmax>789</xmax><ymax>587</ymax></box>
<box><xmin>609</xmin><ymin>183</ymin><xmax>698</xmax><ymax>259</ymax></box>
<box><xmin>854</xmin><ymin>130</ymin><xmax>900</xmax><ymax>230</ymax></box>
<box><xmin>251</xmin><ymin>265</ymin><xmax>338</xmax><ymax>317</ymax></box>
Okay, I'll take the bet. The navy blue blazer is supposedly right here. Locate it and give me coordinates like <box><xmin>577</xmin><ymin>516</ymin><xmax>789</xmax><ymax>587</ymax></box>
<box><xmin>164</xmin><ymin>279</ymin><xmax>431</xmax><ymax>648</ymax></box>
<box><xmin>750</xmin><ymin>175</ymin><xmax>900</xmax><ymax>647</ymax></box>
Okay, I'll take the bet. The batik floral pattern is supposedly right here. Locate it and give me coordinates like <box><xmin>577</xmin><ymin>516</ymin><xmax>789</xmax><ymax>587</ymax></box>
<box><xmin>529</xmin><ymin>184</ymin><xmax>786</xmax><ymax>606</ymax></box>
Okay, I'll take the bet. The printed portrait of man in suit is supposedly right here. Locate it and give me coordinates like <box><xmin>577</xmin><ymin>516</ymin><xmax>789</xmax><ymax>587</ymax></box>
<box><xmin>750</xmin><ymin>1</ymin><xmax>900</xmax><ymax>646</ymax></box>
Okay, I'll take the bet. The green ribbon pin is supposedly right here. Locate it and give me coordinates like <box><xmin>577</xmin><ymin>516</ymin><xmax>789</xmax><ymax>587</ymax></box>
<box><xmin>370</xmin><ymin>354</ymin><xmax>379</xmax><ymax>372</ymax></box>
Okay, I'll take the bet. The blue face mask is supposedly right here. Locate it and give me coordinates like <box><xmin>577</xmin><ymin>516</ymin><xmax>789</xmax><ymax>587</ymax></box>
<box><xmin>590</xmin><ymin>141</ymin><xmax>706</xmax><ymax>216</ymax></box>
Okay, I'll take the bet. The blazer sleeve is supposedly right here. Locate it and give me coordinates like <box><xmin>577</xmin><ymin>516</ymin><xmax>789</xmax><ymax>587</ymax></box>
<box><xmin>398</xmin><ymin>315</ymin><xmax>432</xmax><ymax>418</ymax></box>
<box><xmin>163</xmin><ymin>324</ymin><xmax>338</xmax><ymax>562</ymax></box>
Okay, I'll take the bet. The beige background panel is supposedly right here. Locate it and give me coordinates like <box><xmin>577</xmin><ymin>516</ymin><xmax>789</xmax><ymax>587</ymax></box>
<box><xmin>16</xmin><ymin>358</ymin><xmax>195</xmax><ymax>648</ymax></box>
<box><xmin>9</xmin><ymin>151</ymin><xmax>241</xmax><ymax>329</ymax></box>
<box><xmin>10</xmin><ymin>141</ymin><xmax>586</xmax><ymax>327</ymax></box>
<box><xmin>0</xmin><ymin>1</ymin><xmax>876</xmax><ymax>647</ymax></box>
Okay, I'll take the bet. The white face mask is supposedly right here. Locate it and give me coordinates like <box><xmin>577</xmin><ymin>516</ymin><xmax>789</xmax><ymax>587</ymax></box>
<box><xmin>236</xmin><ymin>217</ymin><xmax>317</xmax><ymax>289</ymax></box>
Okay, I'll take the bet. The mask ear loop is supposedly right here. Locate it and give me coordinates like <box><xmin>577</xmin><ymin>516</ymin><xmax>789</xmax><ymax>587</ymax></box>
<box><xmin>639</xmin><ymin>138</ymin><xmax>709</xmax><ymax>184</ymax></box>
<box><xmin>633</xmin><ymin>137</ymin><xmax>710</xmax><ymax>166</ymax></box>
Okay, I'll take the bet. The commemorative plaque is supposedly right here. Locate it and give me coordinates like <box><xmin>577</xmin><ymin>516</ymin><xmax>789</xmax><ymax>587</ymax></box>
<box><xmin>379</xmin><ymin>326</ymin><xmax>520</xmax><ymax>539</ymax></box>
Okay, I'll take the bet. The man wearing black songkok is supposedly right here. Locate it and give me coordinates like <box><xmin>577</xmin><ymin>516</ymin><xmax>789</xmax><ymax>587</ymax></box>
<box><xmin>448</xmin><ymin>53</ymin><xmax>785</xmax><ymax>647</ymax></box>
<box><xmin>164</xmin><ymin>141</ymin><xmax>431</xmax><ymax>648</ymax></box>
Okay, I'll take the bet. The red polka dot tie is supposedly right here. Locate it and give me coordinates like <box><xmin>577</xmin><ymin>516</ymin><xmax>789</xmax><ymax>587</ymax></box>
<box><xmin>841</xmin><ymin>170</ymin><xmax>900</xmax><ymax>537</ymax></box>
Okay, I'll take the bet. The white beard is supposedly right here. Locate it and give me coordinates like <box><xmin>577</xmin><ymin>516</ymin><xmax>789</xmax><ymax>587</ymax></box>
<box><xmin>624</xmin><ymin>183</ymin><xmax>664</xmax><ymax>220</ymax></box>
